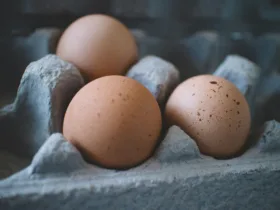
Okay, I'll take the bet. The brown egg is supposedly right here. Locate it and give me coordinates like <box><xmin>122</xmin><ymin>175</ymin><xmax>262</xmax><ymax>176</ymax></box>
<box><xmin>63</xmin><ymin>75</ymin><xmax>162</xmax><ymax>169</ymax></box>
<box><xmin>56</xmin><ymin>14</ymin><xmax>138</xmax><ymax>81</ymax></box>
<box><xmin>165</xmin><ymin>75</ymin><xmax>251</xmax><ymax>158</ymax></box>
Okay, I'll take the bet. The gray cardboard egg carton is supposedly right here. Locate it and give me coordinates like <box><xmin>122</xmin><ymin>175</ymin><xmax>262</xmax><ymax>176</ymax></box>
<box><xmin>1</xmin><ymin>28</ymin><xmax>280</xmax><ymax>210</ymax></box>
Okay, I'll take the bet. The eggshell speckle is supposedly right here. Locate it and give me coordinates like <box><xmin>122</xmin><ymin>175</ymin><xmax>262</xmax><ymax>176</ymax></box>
<box><xmin>165</xmin><ymin>75</ymin><xmax>251</xmax><ymax>158</ymax></box>
<box><xmin>63</xmin><ymin>75</ymin><xmax>162</xmax><ymax>169</ymax></box>
<box><xmin>56</xmin><ymin>14</ymin><xmax>138</xmax><ymax>81</ymax></box>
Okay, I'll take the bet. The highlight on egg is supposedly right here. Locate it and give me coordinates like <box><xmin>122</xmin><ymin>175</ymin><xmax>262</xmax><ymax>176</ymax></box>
<box><xmin>165</xmin><ymin>74</ymin><xmax>251</xmax><ymax>158</ymax></box>
<box><xmin>63</xmin><ymin>75</ymin><xmax>162</xmax><ymax>169</ymax></box>
<box><xmin>56</xmin><ymin>14</ymin><xmax>138</xmax><ymax>81</ymax></box>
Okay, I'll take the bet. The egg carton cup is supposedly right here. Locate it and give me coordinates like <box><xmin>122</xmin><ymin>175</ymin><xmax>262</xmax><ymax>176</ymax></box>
<box><xmin>0</xmin><ymin>53</ymin><xmax>280</xmax><ymax>210</ymax></box>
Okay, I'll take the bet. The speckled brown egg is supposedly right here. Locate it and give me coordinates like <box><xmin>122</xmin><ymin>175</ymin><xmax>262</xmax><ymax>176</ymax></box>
<box><xmin>63</xmin><ymin>75</ymin><xmax>162</xmax><ymax>169</ymax></box>
<box><xmin>165</xmin><ymin>74</ymin><xmax>251</xmax><ymax>158</ymax></box>
<box><xmin>56</xmin><ymin>14</ymin><xmax>138</xmax><ymax>81</ymax></box>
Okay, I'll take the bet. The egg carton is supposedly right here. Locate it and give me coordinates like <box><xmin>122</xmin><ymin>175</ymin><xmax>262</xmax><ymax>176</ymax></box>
<box><xmin>1</xmin><ymin>29</ymin><xmax>280</xmax><ymax>210</ymax></box>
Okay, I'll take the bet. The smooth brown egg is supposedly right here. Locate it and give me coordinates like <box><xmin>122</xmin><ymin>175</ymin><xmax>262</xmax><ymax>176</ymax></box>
<box><xmin>165</xmin><ymin>75</ymin><xmax>251</xmax><ymax>158</ymax></box>
<box><xmin>56</xmin><ymin>14</ymin><xmax>138</xmax><ymax>81</ymax></box>
<box><xmin>63</xmin><ymin>75</ymin><xmax>162</xmax><ymax>169</ymax></box>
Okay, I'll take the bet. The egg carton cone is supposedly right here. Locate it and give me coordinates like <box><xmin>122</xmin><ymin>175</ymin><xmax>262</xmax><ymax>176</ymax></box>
<box><xmin>1</xmin><ymin>31</ymin><xmax>280</xmax><ymax>210</ymax></box>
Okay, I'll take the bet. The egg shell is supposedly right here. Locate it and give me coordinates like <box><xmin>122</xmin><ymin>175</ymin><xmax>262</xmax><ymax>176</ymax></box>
<box><xmin>56</xmin><ymin>14</ymin><xmax>138</xmax><ymax>81</ymax></box>
<box><xmin>165</xmin><ymin>74</ymin><xmax>251</xmax><ymax>158</ymax></box>
<box><xmin>63</xmin><ymin>75</ymin><xmax>162</xmax><ymax>169</ymax></box>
